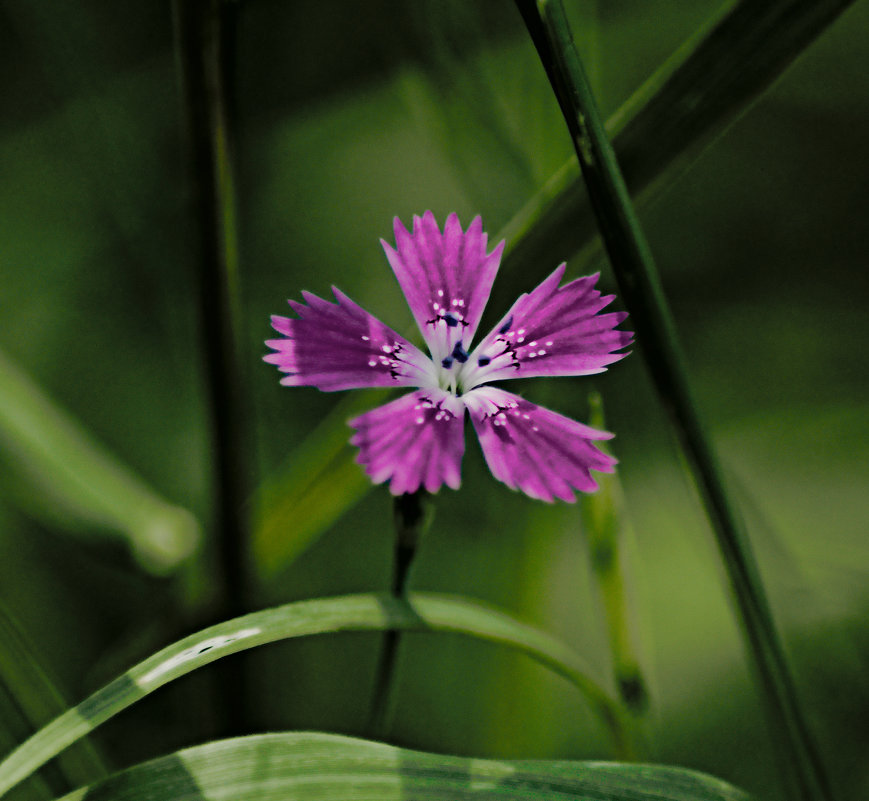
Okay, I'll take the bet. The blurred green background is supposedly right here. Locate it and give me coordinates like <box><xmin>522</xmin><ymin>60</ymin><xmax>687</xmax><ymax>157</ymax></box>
<box><xmin>1</xmin><ymin>1</ymin><xmax>867</xmax><ymax>800</ymax></box>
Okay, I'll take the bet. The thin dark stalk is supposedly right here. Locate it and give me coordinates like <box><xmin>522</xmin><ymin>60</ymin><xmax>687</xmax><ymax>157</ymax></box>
<box><xmin>369</xmin><ymin>491</ymin><xmax>430</xmax><ymax>738</ymax></box>
<box><xmin>173</xmin><ymin>0</ymin><xmax>249</xmax><ymax>734</ymax></box>
<box><xmin>514</xmin><ymin>1</ymin><xmax>833</xmax><ymax>799</ymax></box>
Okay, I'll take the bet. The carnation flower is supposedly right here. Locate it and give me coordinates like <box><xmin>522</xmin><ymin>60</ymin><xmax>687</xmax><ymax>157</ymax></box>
<box><xmin>265</xmin><ymin>212</ymin><xmax>632</xmax><ymax>501</ymax></box>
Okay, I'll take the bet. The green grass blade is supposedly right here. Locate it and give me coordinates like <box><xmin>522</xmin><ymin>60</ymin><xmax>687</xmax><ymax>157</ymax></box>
<box><xmin>0</xmin><ymin>592</ymin><xmax>628</xmax><ymax>798</ymax></box>
<box><xmin>253</xmin><ymin>390</ymin><xmax>389</xmax><ymax>577</ymax></box>
<box><xmin>580</xmin><ymin>395</ymin><xmax>649</xmax><ymax>719</ymax></box>
<box><xmin>500</xmin><ymin>0</ymin><xmax>858</xmax><ymax>281</ymax></box>
<box><xmin>0</xmin><ymin>742</ymin><xmax>51</xmax><ymax>801</ymax></box>
<box><xmin>514</xmin><ymin>1</ymin><xmax>834</xmax><ymax>799</ymax></box>
<box><xmin>52</xmin><ymin>731</ymin><xmax>751</xmax><ymax>801</ymax></box>
<box><xmin>0</xmin><ymin>604</ymin><xmax>106</xmax><ymax>798</ymax></box>
<box><xmin>0</xmin><ymin>348</ymin><xmax>200</xmax><ymax>575</ymax></box>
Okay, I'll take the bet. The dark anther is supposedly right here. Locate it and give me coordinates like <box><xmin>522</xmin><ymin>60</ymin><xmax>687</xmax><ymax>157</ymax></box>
<box><xmin>478</xmin><ymin>356</ymin><xmax>491</xmax><ymax>366</ymax></box>
<box><xmin>451</xmin><ymin>342</ymin><xmax>469</xmax><ymax>363</ymax></box>
<box><xmin>498</xmin><ymin>315</ymin><xmax>513</xmax><ymax>335</ymax></box>
<box><xmin>443</xmin><ymin>312</ymin><xmax>459</xmax><ymax>327</ymax></box>
<box><xmin>441</xmin><ymin>357</ymin><xmax>454</xmax><ymax>369</ymax></box>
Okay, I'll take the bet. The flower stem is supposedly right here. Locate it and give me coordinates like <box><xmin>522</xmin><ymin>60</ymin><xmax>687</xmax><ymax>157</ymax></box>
<box><xmin>515</xmin><ymin>1</ymin><xmax>833</xmax><ymax>798</ymax></box>
<box><xmin>369</xmin><ymin>491</ymin><xmax>431</xmax><ymax>737</ymax></box>
<box><xmin>173</xmin><ymin>0</ymin><xmax>250</xmax><ymax>734</ymax></box>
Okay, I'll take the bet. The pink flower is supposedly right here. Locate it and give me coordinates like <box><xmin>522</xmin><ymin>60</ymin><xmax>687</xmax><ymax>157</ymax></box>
<box><xmin>265</xmin><ymin>212</ymin><xmax>632</xmax><ymax>502</ymax></box>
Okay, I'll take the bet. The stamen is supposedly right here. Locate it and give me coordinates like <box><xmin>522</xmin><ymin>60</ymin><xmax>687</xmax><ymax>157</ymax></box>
<box><xmin>498</xmin><ymin>316</ymin><xmax>513</xmax><ymax>335</ymax></box>
<box><xmin>443</xmin><ymin>312</ymin><xmax>459</xmax><ymax>327</ymax></box>
<box><xmin>478</xmin><ymin>356</ymin><xmax>491</xmax><ymax>366</ymax></box>
<box><xmin>451</xmin><ymin>342</ymin><xmax>469</xmax><ymax>363</ymax></box>
<box><xmin>441</xmin><ymin>357</ymin><xmax>454</xmax><ymax>369</ymax></box>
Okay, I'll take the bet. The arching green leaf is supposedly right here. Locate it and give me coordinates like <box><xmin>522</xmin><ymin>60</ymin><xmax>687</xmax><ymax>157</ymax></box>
<box><xmin>53</xmin><ymin>732</ymin><xmax>750</xmax><ymax>801</ymax></box>
<box><xmin>0</xmin><ymin>593</ymin><xmax>628</xmax><ymax>799</ymax></box>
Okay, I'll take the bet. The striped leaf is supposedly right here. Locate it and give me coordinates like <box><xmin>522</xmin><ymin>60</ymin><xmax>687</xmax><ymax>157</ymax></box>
<box><xmin>0</xmin><ymin>592</ymin><xmax>627</xmax><ymax>799</ymax></box>
<box><xmin>53</xmin><ymin>731</ymin><xmax>750</xmax><ymax>801</ymax></box>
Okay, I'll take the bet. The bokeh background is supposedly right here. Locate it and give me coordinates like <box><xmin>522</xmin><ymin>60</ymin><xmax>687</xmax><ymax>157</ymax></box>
<box><xmin>1</xmin><ymin>1</ymin><xmax>867</xmax><ymax>800</ymax></box>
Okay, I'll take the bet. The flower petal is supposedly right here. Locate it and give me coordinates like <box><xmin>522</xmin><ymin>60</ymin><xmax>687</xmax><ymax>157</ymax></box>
<box><xmin>464</xmin><ymin>386</ymin><xmax>615</xmax><ymax>502</ymax></box>
<box><xmin>381</xmin><ymin>211</ymin><xmax>504</xmax><ymax>364</ymax></box>
<box><xmin>264</xmin><ymin>288</ymin><xmax>436</xmax><ymax>391</ymax></box>
<box><xmin>460</xmin><ymin>266</ymin><xmax>632</xmax><ymax>390</ymax></box>
<box><xmin>349</xmin><ymin>390</ymin><xmax>466</xmax><ymax>495</ymax></box>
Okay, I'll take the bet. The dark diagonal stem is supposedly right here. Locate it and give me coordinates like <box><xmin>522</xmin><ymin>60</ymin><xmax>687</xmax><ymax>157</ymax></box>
<box><xmin>514</xmin><ymin>1</ymin><xmax>834</xmax><ymax>799</ymax></box>
<box><xmin>500</xmin><ymin>0</ymin><xmax>857</xmax><ymax>286</ymax></box>
<box><xmin>174</xmin><ymin>0</ymin><xmax>250</xmax><ymax>733</ymax></box>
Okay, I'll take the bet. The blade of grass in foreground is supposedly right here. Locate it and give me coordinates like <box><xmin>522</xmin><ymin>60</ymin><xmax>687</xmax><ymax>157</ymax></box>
<box><xmin>0</xmin><ymin>592</ymin><xmax>630</xmax><ymax>798</ymax></box>
<box><xmin>53</xmin><ymin>731</ymin><xmax>750</xmax><ymax>801</ymax></box>
<box><xmin>0</xmin><ymin>741</ymin><xmax>49</xmax><ymax>801</ymax></box>
<box><xmin>514</xmin><ymin>1</ymin><xmax>833</xmax><ymax>799</ymax></box>
<box><xmin>0</xmin><ymin>604</ymin><xmax>105</xmax><ymax>798</ymax></box>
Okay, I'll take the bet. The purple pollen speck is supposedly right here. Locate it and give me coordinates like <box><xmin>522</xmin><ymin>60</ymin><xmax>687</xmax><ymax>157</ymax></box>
<box><xmin>264</xmin><ymin>211</ymin><xmax>633</xmax><ymax>502</ymax></box>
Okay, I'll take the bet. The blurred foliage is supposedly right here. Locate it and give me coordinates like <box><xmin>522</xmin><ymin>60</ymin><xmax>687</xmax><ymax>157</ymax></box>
<box><xmin>0</xmin><ymin>1</ymin><xmax>867</xmax><ymax>800</ymax></box>
<box><xmin>0</xmin><ymin>348</ymin><xmax>200</xmax><ymax>575</ymax></box>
